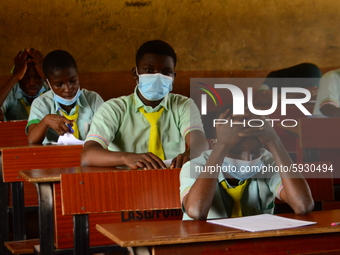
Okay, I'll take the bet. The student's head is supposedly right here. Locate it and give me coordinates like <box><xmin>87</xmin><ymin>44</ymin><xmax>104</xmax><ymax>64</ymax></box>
<box><xmin>133</xmin><ymin>40</ymin><xmax>177</xmax><ymax>103</ymax></box>
<box><xmin>17</xmin><ymin>49</ymin><xmax>45</xmax><ymax>98</ymax></box>
<box><xmin>43</xmin><ymin>50</ymin><xmax>80</xmax><ymax>106</ymax></box>
<box><xmin>214</xmin><ymin>104</ymin><xmax>264</xmax><ymax>161</ymax></box>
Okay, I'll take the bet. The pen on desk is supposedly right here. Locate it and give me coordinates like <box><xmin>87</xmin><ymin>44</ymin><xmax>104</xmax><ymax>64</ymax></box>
<box><xmin>58</xmin><ymin>108</ymin><xmax>74</xmax><ymax>134</ymax></box>
<box><xmin>331</xmin><ymin>222</ymin><xmax>340</xmax><ymax>226</ymax></box>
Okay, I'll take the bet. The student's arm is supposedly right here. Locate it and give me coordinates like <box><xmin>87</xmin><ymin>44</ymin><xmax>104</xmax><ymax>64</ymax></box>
<box><xmin>27</xmin><ymin>115</ymin><xmax>73</xmax><ymax>144</ymax></box>
<box><xmin>81</xmin><ymin>140</ymin><xmax>167</xmax><ymax>169</ymax></box>
<box><xmin>320</xmin><ymin>104</ymin><xmax>340</xmax><ymax>117</ymax></box>
<box><xmin>0</xmin><ymin>50</ymin><xmax>30</xmax><ymax>115</ymax></box>
<box><xmin>170</xmin><ymin>130</ymin><xmax>209</xmax><ymax>169</ymax></box>
<box><xmin>240</xmin><ymin>118</ymin><xmax>314</xmax><ymax>215</ymax></box>
<box><xmin>182</xmin><ymin>110</ymin><xmax>243</xmax><ymax>220</ymax></box>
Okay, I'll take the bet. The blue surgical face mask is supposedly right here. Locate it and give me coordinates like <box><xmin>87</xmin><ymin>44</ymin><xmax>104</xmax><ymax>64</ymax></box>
<box><xmin>53</xmin><ymin>88</ymin><xmax>82</xmax><ymax>106</ymax></box>
<box><xmin>20</xmin><ymin>86</ymin><xmax>46</xmax><ymax>99</ymax></box>
<box><xmin>136</xmin><ymin>68</ymin><xmax>173</xmax><ymax>101</ymax></box>
<box><xmin>222</xmin><ymin>156</ymin><xmax>264</xmax><ymax>181</ymax></box>
<box><xmin>47</xmin><ymin>79</ymin><xmax>82</xmax><ymax>106</ymax></box>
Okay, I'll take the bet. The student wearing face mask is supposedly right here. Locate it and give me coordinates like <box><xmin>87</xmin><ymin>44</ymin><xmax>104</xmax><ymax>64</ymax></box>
<box><xmin>26</xmin><ymin>50</ymin><xmax>104</xmax><ymax>144</ymax></box>
<box><xmin>180</xmin><ymin>105</ymin><xmax>314</xmax><ymax>220</ymax></box>
<box><xmin>81</xmin><ymin>40</ymin><xmax>208</xmax><ymax>169</ymax></box>
<box><xmin>0</xmin><ymin>48</ymin><xmax>48</xmax><ymax>121</ymax></box>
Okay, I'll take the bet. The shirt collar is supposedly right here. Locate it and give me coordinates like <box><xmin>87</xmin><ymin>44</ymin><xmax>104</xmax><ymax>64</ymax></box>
<box><xmin>133</xmin><ymin>86</ymin><xmax>169</xmax><ymax>113</ymax></box>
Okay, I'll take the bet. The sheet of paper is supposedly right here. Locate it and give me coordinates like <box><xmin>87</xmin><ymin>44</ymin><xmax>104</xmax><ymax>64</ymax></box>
<box><xmin>207</xmin><ymin>214</ymin><xmax>317</xmax><ymax>232</ymax></box>
<box><xmin>53</xmin><ymin>133</ymin><xmax>85</xmax><ymax>145</ymax></box>
<box><xmin>163</xmin><ymin>159</ymin><xmax>173</xmax><ymax>168</ymax></box>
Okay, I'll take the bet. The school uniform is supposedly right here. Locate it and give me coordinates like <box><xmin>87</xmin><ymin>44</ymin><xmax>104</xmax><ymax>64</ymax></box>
<box><xmin>313</xmin><ymin>68</ymin><xmax>340</xmax><ymax>116</ymax></box>
<box><xmin>27</xmin><ymin>89</ymin><xmax>104</xmax><ymax>144</ymax></box>
<box><xmin>85</xmin><ymin>87</ymin><xmax>205</xmax><ymax>160</ymax></box>
<box><xmin>1</xmin><ymin>83</ymin><xmax>49</xmax><ymax>121</ymax></box>
<box><xmin>180</xmin><ymin>149</ymin><xmax>283</xmax><ymax>220</ymax></box>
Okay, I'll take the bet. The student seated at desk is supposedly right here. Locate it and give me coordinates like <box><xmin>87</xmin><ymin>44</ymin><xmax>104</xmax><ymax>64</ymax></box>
<box><xmin>180</xmin><ymin>106</ymin><xmax>314</xmax><ymax>220</ymax></box>
<box><xmin>254</xmin><ymin>63</ymin><xmax>321</xmax><ymax>105</ymax></box>
<box><xmin>313</xmin><ymin>68</ymin><xmax>340</xmax><ymax>117</ymax></box>
<box><xmin>0</xmin><ymin>48</ymin><xmax>48</xmax><ymax>121</ymax></box>
<box><xmin>27</xmin><ymin>50</ymin><xmax>104</xmax><ymax>144</ymax></box>
<box><xmin>82</xmin><ymin>40</ymin><xmax>208</xmax><ymax>169</ymax></box>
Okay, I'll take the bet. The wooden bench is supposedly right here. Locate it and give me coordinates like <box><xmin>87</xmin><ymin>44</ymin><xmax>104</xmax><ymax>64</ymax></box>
<box><xmin>1</xmin><ymin>145</ymin><xmax>82</xmax><ymax>254</ymax></box>
<box><xmin>19</xmin><ymin>166</ymin><xmax>182</xmax><ymax>254</ymax></box>
<box><xmin>0</xmin><ymin>120</ymin><xmax>29</xmax><ymax>255</ymax></box>
<box><xmin>298</xmin><ymin>118</ymin><xmax>340</xmax><ymax>186</ymax></box>
<box><xmin>0</xmin><ymin>120</ymin><xmax>28</xmax><ymax>148</ymax></box>
<box><xmin>56</xmin><ymin>168</ymin><xmax>181</xmax><ymax>255</ymax></box>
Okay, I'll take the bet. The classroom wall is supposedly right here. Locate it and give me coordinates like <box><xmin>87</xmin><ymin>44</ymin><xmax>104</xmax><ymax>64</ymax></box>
<box><xmin>0</xmin><ymin>0</ymin><xmax>339</xmax><ymax>77</ymax></box>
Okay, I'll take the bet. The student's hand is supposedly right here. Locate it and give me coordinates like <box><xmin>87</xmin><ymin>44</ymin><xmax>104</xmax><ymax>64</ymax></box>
<box><xmin>215</xmin><ymin>109</ymin><xmax>244</xmax><ymax>150</ymax></box>
<box><xmin>28</xmin><ymin>49</ymin><xmax>45</xmax><ymax>80</ymax></box>
<box><xmin>239</xmin><ymin>116</ymin><xmax>278</xmax><ymax>145</ymax></box>
<box><xmin>170</xmin><ymin>151</ymin><xmax>190</xmax><ymax>169</ymax></box>
<box><xmin>12</xmin><ymin>49</ymin><xmax>30</xmax><ymax>81</ymax></box>
<box><xmin>43</xmin><ymin>114</ymin><xmax>74</xmax><ymax>136</ymax></box>
<box><xmin>123</xmin><ymin>152</ymin><xmax>167</xmax><ymax>170</ymax></box>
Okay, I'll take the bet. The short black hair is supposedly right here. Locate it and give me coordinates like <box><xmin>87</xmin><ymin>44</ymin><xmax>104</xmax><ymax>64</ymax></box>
<box><xmin>43</xmin><ymin>50</ymin><xmax>77</xmax><ymax>78</ymax></box>
<box><xmin>135</xmin><ymin>40</ymin><xmax>177</xmax><ymax>67</ymax></box>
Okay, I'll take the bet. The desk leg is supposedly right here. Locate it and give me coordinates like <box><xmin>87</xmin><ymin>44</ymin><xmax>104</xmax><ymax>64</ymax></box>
<box><xmin>73</xmin><ymin>214</ymin><xmax>90</xmax><ymax>255</ymax></box>
<box><xmin>36</xmin><ymin>182</ymin><xmax>55</xmax><ymax>255</ymax></box>
<box><xmin>303</xmin><ymin>148</ymin><xmax>319</xmax><ymax>162</ymax></box>
<box><xmin>11</xmin><ymin>182</ymin><xmax>26</xmax><ymax>240</ymax></box>
<box><xmin>0</xmin><ymin>171</ymin><xmax>10</xmax><ymax>255</ymax></box>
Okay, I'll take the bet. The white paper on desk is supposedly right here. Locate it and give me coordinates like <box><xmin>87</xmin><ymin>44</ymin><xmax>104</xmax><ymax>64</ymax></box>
<box><xmin>163</xmin><ymin>159</ymin><xmax>173</xmax><ymax>168</ymax></box>
<box><xmin>53</xmin><ymin>133</ymin><xmax>85</xmax><ymax>145</ymax></box>
<box><xmin>207</xmin><ymin>214</ymin><xmax>316</xmax><ymax>232</ymax></box>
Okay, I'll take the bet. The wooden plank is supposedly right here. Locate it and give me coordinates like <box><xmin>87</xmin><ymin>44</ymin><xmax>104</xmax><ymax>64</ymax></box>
<box><xmin>302</xmin><ymin>162</ymin><xmax>334</xmax><ymax>202</ymax></box>
<box><xmin>55</xmin><ymin>168</ymin><xmax>183</xmax><ymax>249</ymax></box>
<box><xmin>4</xmin><ymin>238</ymin><xmax>39</xmax><ymax>254</ymax></box>
<box><xmin>151</xmin><ymin>233</ymin><xmax>340</xmax><ymax>255</ymax></box>
<box><xmin>299</xmin><ymin>118</ymin><xmax>340</xmax><ymax>149</ymax></box>
<box><xmin>2</xmin><ymin>145</ymin><xmax>82</xmax><ymax>182</ymax></box>
<box><xmin>8</xmin><ymin>182</ymin><xmax>38</xmax><ymax>207</ymax></box>
<box><xmin>0</xmin><ymin>120</ymin><xmax>28</xmax><ymax>148</ymax></box>
<box><xmin>96</xmin><ymin>209</ymin><xmax>340</xmax><ymax>248</ymax></box>
<box><xmin>60</xmin><ymin>169</ymin><xmax>181</xmax><ymax>215</ymax></box>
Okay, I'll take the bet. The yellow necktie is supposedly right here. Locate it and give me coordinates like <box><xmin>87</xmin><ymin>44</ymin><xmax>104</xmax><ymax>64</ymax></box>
<box><xmin>60</xmin><ymin>105</ymin><xmax>80</xmax><ymax>139</ymax></box>
<box><xmin>20</xmin><ymin>99</ymin><xmax>31</xmax><ymax>115</ymax></box>
<box><xmin>139</xmin><ymin>107</ymin><xmax>165</xmax><ymax>160</ymax></box>
<box><xmin>221</xmin><ymin>179</ymin><xmax>250</xmax><ymax>217</ymax></box>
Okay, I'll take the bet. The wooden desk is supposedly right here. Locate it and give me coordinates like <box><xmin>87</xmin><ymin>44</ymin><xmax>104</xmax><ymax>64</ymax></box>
<box><xmin>97</xmin><ymin>209</ymin><xmax>340</xmax><ymax>255</ymax></box>
<box><xmin>20</xmin><ymin>167</ymin><xmax>182</xmax><ymax>254</ymax></box>
<box><xmin>0</xmin><ymin>120</ymin><xmax>28</xmax><ymax>148</ymax></box>
<box><xmin>280</xmin><ymin>118</ymin><xmax>340</xmax><ymax>180</ymax></box>
<box><xmin>0</xmin><ymin>144</ymin><xmax>82</xmax><ymax>254</ymax></box>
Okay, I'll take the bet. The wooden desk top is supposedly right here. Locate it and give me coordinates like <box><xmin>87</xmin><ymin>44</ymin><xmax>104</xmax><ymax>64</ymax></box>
<box><xmin>96</xmin><ymin>209</ymin><xmax>340</xmax><ymax>247</ymax></box>
<box><xmin>0</xmin><ymin>143</ymin><xmax>82</xmax><ymax>150</ymax></box>
<box><xmin>19</xmin><ymin>166</ymin><xmax>126</xmax><ymax>183</ymax></box>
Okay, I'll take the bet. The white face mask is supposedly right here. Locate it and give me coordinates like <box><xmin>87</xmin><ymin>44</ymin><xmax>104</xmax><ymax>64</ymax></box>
<box><xmin>136</xmin><ymin>67</ymin><xmax>173</xmax><ymax>101</ymax></box>
<box><xmin>222</xmin><ymin>156</ymin><xmax>263</xmax><ymax>181</ymax></box>
<box><xmin>46</xmin><ymin>79</ymin><xmax>82</xmax><ymax>106</ymax></box>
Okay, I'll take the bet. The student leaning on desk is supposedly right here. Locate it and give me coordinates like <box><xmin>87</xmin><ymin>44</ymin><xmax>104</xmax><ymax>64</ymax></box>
<box><xmin>180</xmin><ymin>105</ymin><xmax>314</xmax><ymax>220</ymax></box>
<box><xmin>82</xmin><ymin>40</ymin><xmax>208</xmax><ymax>169</ymax></box>
<box><xmin>0</xmin><ymin>48</ymin><xmax>49</xmax><ymax>121</ymax></box>
<box><xmin>26</xmin><ymin>50</ymin><xmax>104</xmax><ymax>144</ymax></box>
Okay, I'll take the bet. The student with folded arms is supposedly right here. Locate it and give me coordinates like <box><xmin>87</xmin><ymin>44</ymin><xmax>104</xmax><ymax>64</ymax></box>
<box><xmin>82</xmin><ymin>40</ymin><xmax>208</xmax><ymax>169</ymax></box>
<box><xmin>27</xmin><ymin>50</ymin><xmax>104</xmax><ymax>144</ymax></box>
<box><xmin>180</xmin><ymin>106</ymin><xmax>314</xmax><ymax>220</ymax></box>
